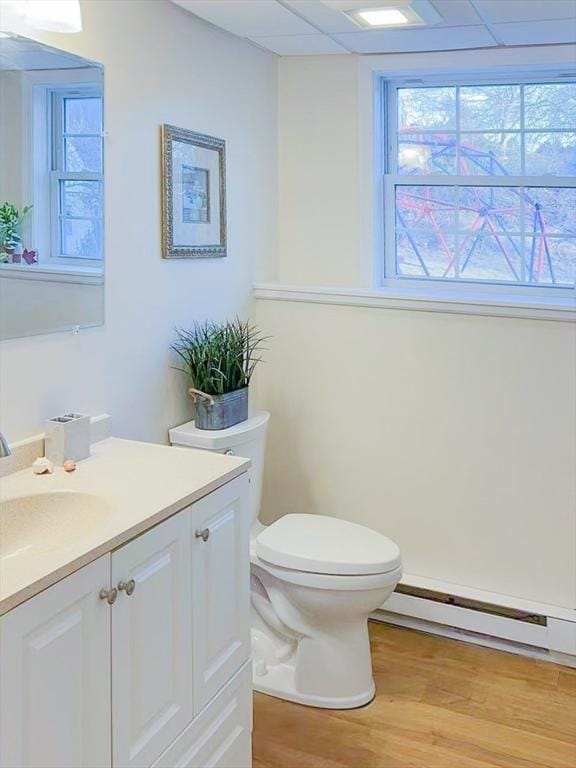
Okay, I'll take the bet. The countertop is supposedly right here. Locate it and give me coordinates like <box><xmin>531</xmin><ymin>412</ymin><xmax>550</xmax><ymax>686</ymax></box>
<box><xmin>0</xmin><ymin>437</ymin><xmax>250</xmax><ymax>615</ymax></box>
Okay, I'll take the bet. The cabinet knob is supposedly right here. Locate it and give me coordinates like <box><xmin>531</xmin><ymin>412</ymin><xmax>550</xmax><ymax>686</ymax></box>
<box><xmin>195</xmin><ymin>528</ymin><xmax>210</xmax><ymax>542</ymax></box>
<box><xmin>118</xmin><ymin>579</ymin><xmax>136</xmax><ymax>596</ymax></box>
<box><xmin>99</xmin><ymin>587</ymin><xmax>118</xmax><ymax>605</ymax></box>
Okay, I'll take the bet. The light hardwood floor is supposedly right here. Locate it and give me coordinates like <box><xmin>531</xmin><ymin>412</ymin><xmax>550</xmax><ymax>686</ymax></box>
<box><xmin>253</xmin><ymin>621</ymin><xmax>576</xmax><ymax>768</ymax></box>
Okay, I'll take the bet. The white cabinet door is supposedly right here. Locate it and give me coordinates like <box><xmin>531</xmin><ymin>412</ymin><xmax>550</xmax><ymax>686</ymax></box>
<box><xmin>0</xmin><ymin>556</ymin><xmax>111</xmax><ymax>768</ymax></box>
<box><xmin>111</xmin><ymin>509</ymin><xmax>193</xmax><ymax>768</ymax></box>
<box><xmin>151</xmin><ymin>662</ymin><xmax>252</xmax><ymax>768</ymax></box>
<box><xmin>191</xmin><ymin>475</ymin><xmax>251</xmax><ymax>712</ymax></box>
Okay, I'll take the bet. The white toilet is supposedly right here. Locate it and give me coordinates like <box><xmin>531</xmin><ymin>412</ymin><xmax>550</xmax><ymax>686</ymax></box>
<box><xmin>170</xmin><ymin>411</ymin><xmax>402</xmax><ymax>709</ymax></box>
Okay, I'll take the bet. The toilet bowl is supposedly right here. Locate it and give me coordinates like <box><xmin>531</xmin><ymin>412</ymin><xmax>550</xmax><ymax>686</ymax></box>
<box><xmin>251</xmin><ymin>515</ymin><xmax>402</xmax><ymax>708</ymax></box>
<box><xmin>169</xmin><ymin>412</ymin><xmax>402</xmax><ymax>709</ymax></box>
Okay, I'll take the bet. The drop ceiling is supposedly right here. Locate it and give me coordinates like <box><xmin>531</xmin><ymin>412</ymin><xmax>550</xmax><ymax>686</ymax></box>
<box><xmin>172</xmin><ymin>0</ymin><xmax>576</xmax><ymax>55</ymax></box>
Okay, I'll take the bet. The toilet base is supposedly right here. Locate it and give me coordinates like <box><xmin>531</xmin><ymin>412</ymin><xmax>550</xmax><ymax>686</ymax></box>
<box><xmin>252</xmin><ymin>657</ymin><xmax>375</xmax><ymax>709</ymax></box>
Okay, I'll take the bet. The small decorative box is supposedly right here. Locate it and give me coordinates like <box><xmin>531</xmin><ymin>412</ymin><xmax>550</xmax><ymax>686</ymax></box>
<box><xmin>44</xmin><ymin>413</ymin><xmax>91</xmax><ymax>465</ymax></box>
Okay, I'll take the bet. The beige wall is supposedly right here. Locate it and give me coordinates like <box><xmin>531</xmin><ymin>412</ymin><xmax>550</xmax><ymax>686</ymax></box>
<box><xmin>254</xmin><ymin>48</ymin><xmax>576</xmax><ymax>609</ymax></box>
<box><xmin>0</xmin><ymin>0</ymin><xmax>277</xmax><ymax>442</ymax></box>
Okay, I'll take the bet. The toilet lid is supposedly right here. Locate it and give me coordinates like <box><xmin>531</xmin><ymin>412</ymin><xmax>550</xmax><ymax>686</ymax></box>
<box><xmin>255</xmin><ymin>514</ymin><xmax>402</xmax><ymax>576</ymax></box>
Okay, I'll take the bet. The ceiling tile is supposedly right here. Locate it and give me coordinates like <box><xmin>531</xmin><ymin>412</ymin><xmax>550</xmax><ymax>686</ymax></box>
<box><xmin>493</xmin><ymin>19</ymin><xmax>576</xmax><ymax>45</ymax></box>
<box><xmin>430</xmin><ymin>0</ymin><xmax>482</xmax><ymax>25</ymax></box>
<box><xmin>250</xmin><ymin>33</ymin><xmax>349</xmax><ymax>54</ymax></box>
<box><xmin>476</xmin><ymin>0</ymin><xmax>576</xmax><ymax>23</ymax></box>
<box><xmin>333</xmin><ymin>24</ymin><xmax>497</xmax><ymax>52</ymax></box>
<box><xmin>172</xmin><ymin>0</ymin><xmax>317</xmax><ymax>37</ymax></box>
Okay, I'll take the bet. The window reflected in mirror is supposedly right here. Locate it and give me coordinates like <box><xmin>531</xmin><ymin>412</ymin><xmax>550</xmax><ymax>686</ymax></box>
<box><xmin>0</xmin><ymin>33</ymin><xmax>105</xmax><ymax>340</ymax></box>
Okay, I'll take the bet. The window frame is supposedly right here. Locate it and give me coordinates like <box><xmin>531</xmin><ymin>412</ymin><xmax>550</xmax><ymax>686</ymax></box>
<box><xmin>380</xmin><ymin>73</ymin><xmax>576</xmax><ymax>300</ymax></box>
<box><xmin>48</xmin><ymin>86</ymin><xmax>104</xmax><ymax>268</ymax></box>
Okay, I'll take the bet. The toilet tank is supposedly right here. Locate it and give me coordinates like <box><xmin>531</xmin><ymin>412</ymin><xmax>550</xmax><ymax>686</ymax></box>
<box><xmin>169</xmin><ymin>411</ymin><xmax>270</xmax><ymax>527</ymax></box>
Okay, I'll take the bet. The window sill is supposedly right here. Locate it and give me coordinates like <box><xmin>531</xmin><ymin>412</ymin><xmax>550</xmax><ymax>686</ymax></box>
<box><xmin>0</xmin><ymin>262</ymin><xmax>104</xmax><ymax>286</ymax></box>
<box><xmin>253</xmin><ymin>283</ymin><xmax>576</xmax><ymax>322</ymax></box>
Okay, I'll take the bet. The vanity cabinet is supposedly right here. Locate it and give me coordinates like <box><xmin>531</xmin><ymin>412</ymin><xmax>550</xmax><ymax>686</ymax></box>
<box><xmin>0</xmin><ymin>474</ymin><xmax>251</xmax><ymax>768</ymax></box>
<box><xmin>0</xmin><ymin>556</ymin><xmax>112</xmax><ymax>768</ymax></box>
<box><xmin>111</xmin><ymin>508</ymin><xmax>194</xmax><ymax>768</ymax></box>
<box><xmin>191</xmin><ymin>483</ymin><xmax>250</xmax><ymax>712</ymax></box>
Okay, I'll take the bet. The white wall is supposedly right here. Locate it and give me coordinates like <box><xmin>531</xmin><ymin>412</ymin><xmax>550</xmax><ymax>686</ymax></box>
<box><xmin>0</xmin><ymin>0</ymin><xmax>277</xmax><ymax>443</ymax></box>
<box><xmin>254</xmin><ymin>47</ymin><xmax>576</xmax><ymax>610</ymax></box>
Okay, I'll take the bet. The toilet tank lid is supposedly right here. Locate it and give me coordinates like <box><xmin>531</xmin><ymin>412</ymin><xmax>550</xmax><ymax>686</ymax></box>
<box><xmin>255</xmin><ymin>514</ymin><xmax>402</xmax><ymax>576</ymax></box>
<box><xmin>169</xmin><ymin>410</ymin><xmax>269</xmax><ymax>450</ymax></box>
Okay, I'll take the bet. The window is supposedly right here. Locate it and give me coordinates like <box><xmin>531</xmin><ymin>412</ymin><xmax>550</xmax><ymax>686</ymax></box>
<box><xmin>382</xmin><ymin>76</ymin><xmax>576</xmax><ymax>296</ymax></box>
<box><xmin>49</xmin><ymin>87</ymin><xmax>104</xmax><ymax>265</ymax></box>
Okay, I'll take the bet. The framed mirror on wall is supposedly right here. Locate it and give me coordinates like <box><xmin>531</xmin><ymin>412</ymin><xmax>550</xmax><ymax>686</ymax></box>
<box><xmin>0</xmin><ymin>33</ymin><xmax>105</xmax><ymax>340</ymax></box>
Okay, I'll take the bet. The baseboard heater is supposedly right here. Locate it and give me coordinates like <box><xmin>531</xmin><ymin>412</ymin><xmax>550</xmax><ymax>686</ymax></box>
<box><xmin>372</xmin><ymin>579</ymin><xmax>576</xmax><ymax>666</ymax></box>
<box><xmin>394</xmin><ymin>583</ymin><xmax>547</xmax><ymax>625</ymax></box>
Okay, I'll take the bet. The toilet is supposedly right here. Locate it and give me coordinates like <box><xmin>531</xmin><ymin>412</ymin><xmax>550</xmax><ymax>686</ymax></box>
<box><xmin>169</xmin><ymin>411</ymin><xmax>402</xmax><ymax>709</ymax></box>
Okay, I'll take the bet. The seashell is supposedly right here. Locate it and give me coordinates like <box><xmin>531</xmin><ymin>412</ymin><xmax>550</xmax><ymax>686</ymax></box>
<box><xmin>33</xmin><ymin>457</ymin><xmax>54</xmax><ymax>475</ymax></box>
<box><xmin>63</xmin><ymin>459</ymin><xmax>77</xmax><ymax>472</ymax></box>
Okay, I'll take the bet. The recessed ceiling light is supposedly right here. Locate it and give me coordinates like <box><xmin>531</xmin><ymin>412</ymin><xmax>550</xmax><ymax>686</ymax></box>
<box><xmin>358</xmin><ymin>8</ymin><xmax>409</xmax><ymax>26</ymax></box>
<box><xmin>343</xmin><ymin>2</ymin><xmax>440</xmax><ymax>29</ymax></box>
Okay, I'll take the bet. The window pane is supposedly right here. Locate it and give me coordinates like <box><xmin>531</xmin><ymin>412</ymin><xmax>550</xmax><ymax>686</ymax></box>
<box><xmin>460</xmin><ymin>85</ymin><xmax>521</xmax><ymax>131</ymax></box>
<box><xmin>64</xmin><ymin>97</ymin><xmax>102</xmax><ymax>134</ymax></box>
<box><xmin>65</xmin><ymin>136</ymin><xmax>102</xmax><ymax>172</ymax></box>
<box><xmin>526</xmin><ymin>187</ymin><xmax>576</xmax><ymax>236</ymax></box>
<box><xmin>459</xmin><ymin>132</ymin><xmax>521</xmax><ymax>175</ymax></box>
<box><xmin>396</xmin><ymin>186</ymin><xmax>457</xmax><ymax>230</ymax></box>
<box><xmin>525</xmin><ymin>83</ymin><xmax>576</xmax><ymax>130</ymax></box>
<box><xmin>525</xmin><ymin>237</ymin><xmax>575</xmax><ymax>286</ymax></box>
<box><xmin>397</xmin><ymin>230</ymin><xmax>456</xmax><ymax>278</ymax></box>
<box><xmin>60</xmin><ymin>180</ymin><xmax>102</xmax><ymax>218</ymax></box>
<box><xmin>398</xmin><ymin>134</ymin><xmax>456</xmax><ymax>174</ymax></box>
<box><xmin>524</xmin><ymin>132</ymin><xmax>576</xmax><ymax>176</ymax></box>
<box><xmin>389</xmin><ymin>81</ymin><xmax>576</xmax><ymax>290</ymax></box>
<box><xmin>460</xmin><ymin>234</ymin><xmax>522</xmax><ymax>282</ymax></box>
<box><xmin>394</xmin><ymin>184</ymin><xmax>576</xmax><ymax>285</ymax></box>
<box><xmin>398</xmin><ymin>87</ymin><xmax>456</xmax><ymax>130</ymax></box>
<box><xmin>61</xmin><ymin>218</ymin><xmax>102</xmax><ymax>259</ymax></box>
<box><xmin>459</xmin><ymin>186</ymin><xmax>523</xmax><ymax>233</ymax></box>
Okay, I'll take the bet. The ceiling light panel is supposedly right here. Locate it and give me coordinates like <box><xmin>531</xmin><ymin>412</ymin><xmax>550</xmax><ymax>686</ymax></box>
<box><xmin>357</xmin><ymin>9</ymin><xmax>410</xmax><ymax>25</ymax></box>
<box><xmin>347</xmin><ymin>6</ymin><xmax>425</xmax><ymax>28</ymax></box>
<box><xmin>281</xmin><ymin>0</ymin><xmax>366</xmax><ymax>33</ymax></box>
<box><xmin>344</xmin><ymin>0</ymin><xmax>442</xmax><ymax>28</ymax></box>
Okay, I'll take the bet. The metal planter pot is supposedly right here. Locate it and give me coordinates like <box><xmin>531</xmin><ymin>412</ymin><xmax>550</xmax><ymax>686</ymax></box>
<box><xmin>191</xmin><ymin>387</ymin><xmax>249</xmax><ymax>430</ymax></box>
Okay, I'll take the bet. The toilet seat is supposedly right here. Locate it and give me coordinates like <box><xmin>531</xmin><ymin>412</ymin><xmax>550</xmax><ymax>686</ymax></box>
<box><xmin>255</xmin><ymin>513</ymin><xmax>401</xmax><ymax>576</ymax></box>
<box><xmin>252</xmin><ymin>553</ymin><xmax>402</xmax><ymax>591</ymax></box>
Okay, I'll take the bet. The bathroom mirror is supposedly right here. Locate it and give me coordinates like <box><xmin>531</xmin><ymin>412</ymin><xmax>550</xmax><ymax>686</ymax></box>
<box><xmin>0</xmin><ymin>34</ymin><xmax>104</xmax><ymax>339</ymax></box>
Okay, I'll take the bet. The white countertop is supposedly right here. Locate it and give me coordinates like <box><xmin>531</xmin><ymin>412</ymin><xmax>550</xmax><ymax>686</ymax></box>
<box><xmin>0</xmin><ymin>437</ymin><xmax>250</xmax><ymax>615</ymax></box>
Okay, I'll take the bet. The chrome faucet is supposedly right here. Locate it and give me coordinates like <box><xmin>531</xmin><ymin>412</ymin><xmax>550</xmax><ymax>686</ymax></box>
<box><xmin>0</xmin><ymin>431</ymin><xmax>11</xmax><ymax>458</ymax></box>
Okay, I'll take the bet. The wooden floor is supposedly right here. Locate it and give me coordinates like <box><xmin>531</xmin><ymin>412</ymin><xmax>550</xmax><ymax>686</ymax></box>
<box><xmin>253</xmin><ymin>621</ymin><xmax>576</xmax><ymax>768</ymax></box>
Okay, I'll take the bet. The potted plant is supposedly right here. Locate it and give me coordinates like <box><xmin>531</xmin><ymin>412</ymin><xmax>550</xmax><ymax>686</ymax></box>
<box><xmin>0</xmin><ymin>202</ymin><xmax>33</xmax><ymax>263</ymax></box>
<box><xmin>172</xmin><ymin>318</ymin><xmax>267</xmax><ymax>430</ymax></box>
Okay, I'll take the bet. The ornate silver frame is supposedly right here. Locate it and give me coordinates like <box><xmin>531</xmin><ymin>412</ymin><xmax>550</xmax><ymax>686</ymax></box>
<box><xmin>161</xmin><ymin>124</ymin><xmax>227</xmax><ymax>259</ymax></box>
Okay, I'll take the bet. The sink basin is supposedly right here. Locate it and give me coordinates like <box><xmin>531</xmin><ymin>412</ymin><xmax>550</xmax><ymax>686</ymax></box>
<box><xmin>0</xmin><ymin>491</ymin><xmax>111</xmax><ymax>562</ymax></box>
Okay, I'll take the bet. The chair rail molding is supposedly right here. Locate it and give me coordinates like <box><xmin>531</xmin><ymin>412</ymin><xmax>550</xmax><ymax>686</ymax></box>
<box><xmin>254</xmin><ymin>283</ymin><xmax>576</xmax><ymax>322</ymax></box>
